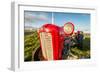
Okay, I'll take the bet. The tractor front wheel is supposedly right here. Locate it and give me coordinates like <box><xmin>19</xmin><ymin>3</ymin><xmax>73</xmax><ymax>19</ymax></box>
<box><xmin>33</xmin><ymin>47</ymin><xmax>45</xmax><ymax>61</ymax></box>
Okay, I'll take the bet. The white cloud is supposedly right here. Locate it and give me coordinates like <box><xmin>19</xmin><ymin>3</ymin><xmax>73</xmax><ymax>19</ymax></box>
<box><xmin>24</xmin><ymin>11</ymin><xmax>50</xmax><ymax>25</ymax></box>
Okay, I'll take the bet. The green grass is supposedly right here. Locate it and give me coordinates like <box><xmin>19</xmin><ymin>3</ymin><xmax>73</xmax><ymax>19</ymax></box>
<box><xmin>71</xmin><ymin>37</ymin><xmax>90</xmax><ymax>59</ymax></box>
<box><xmin>24</xmin><ymin>30</ymin><xmax>40</xmax><ymax>61</ymax></box>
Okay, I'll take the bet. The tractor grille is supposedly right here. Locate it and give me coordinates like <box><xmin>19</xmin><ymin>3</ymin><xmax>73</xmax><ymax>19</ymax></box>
<box><xmin>40</xmin><ymin>32</ymin><xmax>53</xmax><ymax>60</ymax></box>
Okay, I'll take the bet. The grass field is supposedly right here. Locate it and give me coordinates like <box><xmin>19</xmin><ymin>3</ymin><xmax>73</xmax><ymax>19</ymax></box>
<box><xmin>71</xmin><ymin>36</ymin><xmax>90</xmax><ymax>59</ymax></box>
<box><xmin>24</xmin><ymin>30</ymin><xmax>40</xmax><ymax>61</ymax></box>
<box><xmin>24</xmin><ymin>30</ymin><xmax>90</xmax><ymax>61</ymax></box>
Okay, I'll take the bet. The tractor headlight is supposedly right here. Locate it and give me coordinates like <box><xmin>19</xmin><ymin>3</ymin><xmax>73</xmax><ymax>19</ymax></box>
<box><xmin>63</xmin><ymin>22</ymin><xmax>74</xmax><ymax>35</ymax></box>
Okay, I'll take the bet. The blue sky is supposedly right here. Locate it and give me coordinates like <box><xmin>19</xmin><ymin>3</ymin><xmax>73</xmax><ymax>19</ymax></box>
<box><xmin>54</xmin><ymin>12</ymin><xmax>90</xmax><ymax>33</ymax></box>
<box><xmin>24</xmin><ymin>11</ymin><xmax>90</xmax><ymax>33</ymax></box>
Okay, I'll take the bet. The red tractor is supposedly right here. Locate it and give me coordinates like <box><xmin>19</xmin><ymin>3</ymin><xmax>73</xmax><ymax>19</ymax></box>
<box><xmin>34</xmin><ymin>22</ymin><xmax>74</xmax><ymax>61</ymax></box>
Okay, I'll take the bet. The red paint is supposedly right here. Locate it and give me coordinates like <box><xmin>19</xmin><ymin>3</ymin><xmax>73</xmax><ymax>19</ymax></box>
<box><xmin>38</xmin><ymin>22</ymin><xmax>74</xmax><ymax>60</ymax></box>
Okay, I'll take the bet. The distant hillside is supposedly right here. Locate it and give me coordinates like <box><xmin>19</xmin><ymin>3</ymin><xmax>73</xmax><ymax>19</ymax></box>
<box><xmin>84</xmin><ymin>33</ymin><xmax>90</xmax><ymax>38</ymax></box>
<box><xmin>24</xmin><ymin>26</ymin><xmax>39</xmax><ymax>35</ymax></box>
<box><xmin>24</xmin><ymin>26</ymin><xmax>39</xmax><ymax>31</ymax></box>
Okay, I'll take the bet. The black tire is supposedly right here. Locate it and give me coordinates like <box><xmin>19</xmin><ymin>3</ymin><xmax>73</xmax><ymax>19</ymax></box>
<box><xmin>33</xmin><ymin>47</ymin><xmax>45</xmax><ymax>61</ymax></box>
<box><xmin>34</xmin><ymin>47</ymin><xmax>41</xmax><ymax>61</ymax></box>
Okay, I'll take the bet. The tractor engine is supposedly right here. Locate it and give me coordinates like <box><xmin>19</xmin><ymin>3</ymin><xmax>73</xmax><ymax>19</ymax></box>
<box><xmin>38</xmin><ymin>22</ymin><xmax>74</xmax><ymax>60</ymax></box>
